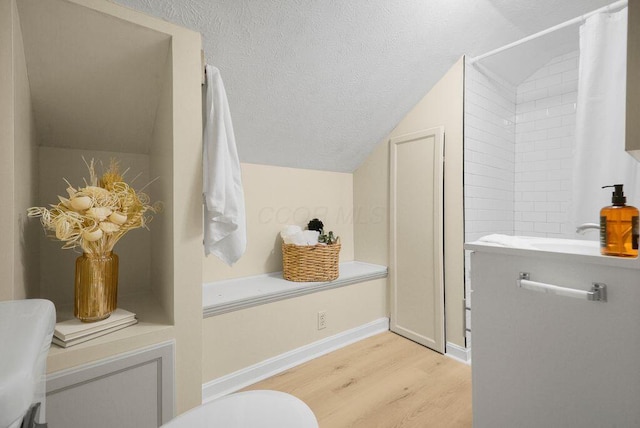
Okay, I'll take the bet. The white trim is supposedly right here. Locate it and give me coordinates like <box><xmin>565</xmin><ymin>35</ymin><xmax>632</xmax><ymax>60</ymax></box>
<box><xmin>203</xmin><ymin>261</ymin><xmax>387</xmax><ymax>318</ymax></box>
<box><xmin>202</xmin><ymin>318</ymin><xmax>390</xmax><ymax>403</ymax></box>
<box><xmin>46</xmin><ymin>340</ymin><xmax>175</xmax><ymax>424</ymax></box>
<box><xmin>445</xmin><ymin>342</ymin><xmax>471</xmax><ymax>365</ymax></box>
<box><xmin>389</xmin><ymin>127</ymin><xmax>446</xmax><ymax>353</ymax></box>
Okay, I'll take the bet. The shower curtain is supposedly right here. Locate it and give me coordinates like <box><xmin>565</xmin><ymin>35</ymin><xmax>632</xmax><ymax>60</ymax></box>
<box><xmin>572</xmin><ymin>7</ymin><xmax>638</xmax><ymax>228</ymax></box>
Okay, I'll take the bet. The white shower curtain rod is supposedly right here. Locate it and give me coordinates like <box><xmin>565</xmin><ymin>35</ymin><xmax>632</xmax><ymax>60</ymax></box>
<box><xmin>468</xmin><ymin>0</ymin><xmax>628</xmax><ymax>64</ymax></box>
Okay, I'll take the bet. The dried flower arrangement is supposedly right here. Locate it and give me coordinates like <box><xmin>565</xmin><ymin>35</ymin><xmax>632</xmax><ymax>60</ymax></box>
<box><xmin>28</xmin><ymin>158</ymin><xmax>161</xmax><ymax>255</ymax></box>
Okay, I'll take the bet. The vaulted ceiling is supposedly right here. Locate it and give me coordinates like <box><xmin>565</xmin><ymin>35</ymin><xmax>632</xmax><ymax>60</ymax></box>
<box><xmin>114</xmin><ymin>0</ymin><xmax>614</xmax><ymax>172</ymax></box>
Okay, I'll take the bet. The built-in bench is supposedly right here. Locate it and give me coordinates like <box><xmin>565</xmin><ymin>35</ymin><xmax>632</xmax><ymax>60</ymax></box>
<box><xmin>203</xmin><ymin>261</ymin><xmax>388</xmax><ymax>317</ymax></box>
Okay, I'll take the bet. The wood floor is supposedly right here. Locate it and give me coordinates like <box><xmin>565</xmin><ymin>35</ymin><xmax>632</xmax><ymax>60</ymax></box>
<box><xmin>242</xmin><ymin>332</ymin><xmax>472</xmax><ymax>428</ymax></box>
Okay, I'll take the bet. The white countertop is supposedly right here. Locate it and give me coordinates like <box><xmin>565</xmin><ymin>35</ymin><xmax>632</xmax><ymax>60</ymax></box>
<box><xmin>465</xmin><ymin>235</ymin><xmax>640</xmax><ymax>269</ymax></box>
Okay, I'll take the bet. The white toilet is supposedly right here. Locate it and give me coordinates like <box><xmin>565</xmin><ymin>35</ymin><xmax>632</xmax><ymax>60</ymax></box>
<box><xmin>0</xmin><ymin>299</ymin><xmax>56</xmax><ymax>428</ymax></box>
<box><xmin>161</xmin><ymin>390</ymin><xmax>319</xmax><ymax>428</ymax></box>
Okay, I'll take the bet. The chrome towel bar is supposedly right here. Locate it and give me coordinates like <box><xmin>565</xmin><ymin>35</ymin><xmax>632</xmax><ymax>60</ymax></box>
<box><xmin>517</xmin><ymin>272</ymin><xmax>607</xmax><ymax>302</ymax></box>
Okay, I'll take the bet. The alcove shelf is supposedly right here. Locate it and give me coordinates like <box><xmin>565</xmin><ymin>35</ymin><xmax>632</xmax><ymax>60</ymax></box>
<box><xmin>46</xmin><ymin>291</ymin><xmax>173</xmax><ymax>372</ymax></box>
<box><xmin>4</xmin><ymin>0</ymin><xmax>204</xmax><ymax>406</ymax></box>
<box><xmin>203</xmin><ymin>261</ymin><xmax>388</xmax><ymax>317</ymax></box>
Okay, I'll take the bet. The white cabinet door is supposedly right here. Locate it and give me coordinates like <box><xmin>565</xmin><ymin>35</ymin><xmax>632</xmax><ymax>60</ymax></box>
<box><xmin>46</xmin><ymin>342</ymin><xmax>174</xmax><ymax>428</ymax></box>
<box><xmin>389</xmin><ymin>127</ymin><xmax>445</xmax><ymax>353</ymax></box>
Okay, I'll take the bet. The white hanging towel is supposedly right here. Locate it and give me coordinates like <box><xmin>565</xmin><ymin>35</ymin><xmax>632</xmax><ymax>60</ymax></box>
<box><xmin>203</xmin><ymin>65</ymin><xmax>246</xmax><ymax>265</ymax></box>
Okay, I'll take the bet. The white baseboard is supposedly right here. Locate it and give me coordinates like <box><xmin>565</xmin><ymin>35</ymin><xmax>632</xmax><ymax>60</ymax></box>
<box><xmin>202</xmin><ymin>317</ymin><xmax>390</xmax><ymax>403</ymax></box>
<box><xmin>445</xmin><ymin>341</ymin><xmax>471</xmax><ymax>365</ymax></box>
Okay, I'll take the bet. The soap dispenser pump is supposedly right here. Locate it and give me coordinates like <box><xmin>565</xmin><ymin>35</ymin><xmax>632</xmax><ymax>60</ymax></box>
<box><xmin>600</xmin><ymin>184</ymin><xmax>639</xmax><ymax>257</ymax></box>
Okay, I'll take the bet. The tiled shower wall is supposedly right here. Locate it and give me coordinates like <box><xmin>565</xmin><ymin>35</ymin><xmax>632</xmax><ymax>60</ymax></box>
<box><xmin>514</xmin><ymin>51</ymin><xmax>579</xmax><ymax>238</ymax></box>
<box><xmin>464</xmin><ymin>63</ymin><xmax>516</xmax><ymax>244</ymax></box>
<box><xmin>464</xmin><ymin>51</ymin><xmax>580</xmax><ymax>242</ymax></box>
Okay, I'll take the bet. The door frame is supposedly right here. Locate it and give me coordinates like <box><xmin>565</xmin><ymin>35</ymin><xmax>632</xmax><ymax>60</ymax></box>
<box><xmin>389</xmin><ymin>126</ymin><xmax>445</xmax><ymax>353</ymax></box>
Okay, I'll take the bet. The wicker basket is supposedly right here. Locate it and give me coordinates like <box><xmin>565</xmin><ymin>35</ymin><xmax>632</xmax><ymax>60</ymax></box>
<box><xmin>282</xmin><ymin>241</ymin><xmax>341</xmax><ymax>282</ymax></box>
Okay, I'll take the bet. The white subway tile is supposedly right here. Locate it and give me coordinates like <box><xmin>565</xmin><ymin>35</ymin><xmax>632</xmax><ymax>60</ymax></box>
<box><xmin>547</xmin><ymin>147</ymin><xmax>573</xmax><ymax>159</ymax></box>
<box><xmin>520</xmin><ymin>129</ymin><xmax>547</xmax><ymax>143</ymax></box>
<box><xmin>522</xmin><ymin>88</ymin><xmax>549</xmax><ymax>103</ymax></box>
<box><xmin>517</xmin><ymin>80</ymin><xmax>536</xmax><ymax>93</ymax></box>
<box><xmin>534</xmin><ymin>222</ymin><xmax>561</xmax><ymax>233</ymax></box>
<box><xmin>519</xmin><ymin>171</ymin><xmax>546</xmax><ymax>182</ymax></box>
<box><xmin>534</xmin><ymin>180</ymin><xmax>561</xmax><ymax>192</ymax></box>
<box><xmin>547</xmin><ymin>126</ymin><xmax>574</xmax><ymax>138</ymax></box>
<box><xmin>547</xmin><ymin>212</ymin><xmax>568</xmax><ymax>223</ymax></box>
<box><xmin>536</xmin><ymin>73</ymin><xmax>562</xmax><ymax>89</ymax></box>
<box><xmin>522</xmin><ymin>151</ymin><xmax>547</xmax><ymax>162</ymax></box>
<box><xmin>516</xmin><ymin>121</ymin><xmax>535</xmax><ymax>133</ymax></box>
<box><xmin>534</xmin><ymin>116</ymin><xmax>562</xmax><ymax>130</ymax></box>
<box><xmin>547</xmin><ymin>190</ymin><xmax>570</xmax><ymax>202</ymax></box>
<box><xmin>562</xmin><ymin>91</ymin><xmax>578</xmax><ymax>103</ymax></box>
<box><xmin>534</xmin><ymin>201</ymin><xmax>561</xmax><ymax>212</ymax></box>
<box><xmin>562</xmin><ymin>69</ymin><xmax>579</xmax><ymax>83</ymax></box>
<box><xmin>515</xmin><ymin>181</ymin><xmax>536</xmax><ymax>192</ymax></box>
<box><xmin>515</xmin><ymin>221</ymin><xmax>534</xmax><ymax>232</ymax></box>
<box><xmin>535</xmin><ymin>95</ymin><xmax>562</xmax><ymax>109</ymax></box>
<box><xmin>547</xmin><ymin>169</ymin><xmax>571</xmax><ymax>181</ymax></box>
<box><xmin>523</xmin><ymin>211</ymin><xmax>547</xmax><ymax>222</ymax></box>
<box><xmin>515</xmin><ymin>201</ymin><xmax>534</xmax><ymax>212</ymax></box>
<box><xmin>516</xmin><ymin>100</ymin><xmax>536</xmax><ymax>114</ymax></box>
<box><xmin>562</xmin><ymin>114</ymin><xmax>576</xmax><ymax>126</ymax></box>
<box><xmin>521</xmin><ymin>191</ymin><xmax>547</xmax><ymax>202</ymax></box>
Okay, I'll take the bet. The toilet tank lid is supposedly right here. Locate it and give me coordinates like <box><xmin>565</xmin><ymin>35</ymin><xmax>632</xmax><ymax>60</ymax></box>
<box><xmin>0</xmin><ymin>299</ymin><xmax>56</xmax><ymax>428</ymax></box>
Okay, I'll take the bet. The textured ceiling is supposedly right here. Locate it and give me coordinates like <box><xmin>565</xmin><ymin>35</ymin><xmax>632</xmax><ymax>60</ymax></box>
<box><xmin>112</xmin><ymin>0</ymin><xmax>614</xmax><ymax>172</ymax></box>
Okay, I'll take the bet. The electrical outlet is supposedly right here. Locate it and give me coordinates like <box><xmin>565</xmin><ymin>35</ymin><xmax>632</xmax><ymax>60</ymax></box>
<box><xmin>317</xmin><ymin>310</ymin><xmax>327</xmax><ymax>330</ymax></box>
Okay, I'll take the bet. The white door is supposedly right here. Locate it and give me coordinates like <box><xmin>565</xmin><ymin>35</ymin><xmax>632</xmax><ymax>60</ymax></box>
<box><xmin>389</xmin><ymin>127</ymin><xmax>445</xmax><ymax>353</ymax></box>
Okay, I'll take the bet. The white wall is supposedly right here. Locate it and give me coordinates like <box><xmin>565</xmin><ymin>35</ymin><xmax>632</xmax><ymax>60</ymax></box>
<box><xmin>355</xmin><ymin>57</ymin><xmax>466</xmax><ymax>348</ymax></box>
<box><xmin>201</xmin><ymin>163</ymin><xmax>389</xmax><ymax>382</ymax></box>
<box><xmin>202</xmin><ymin>163</ymin><xmax>355</xmax><ymax>283</ymax></box>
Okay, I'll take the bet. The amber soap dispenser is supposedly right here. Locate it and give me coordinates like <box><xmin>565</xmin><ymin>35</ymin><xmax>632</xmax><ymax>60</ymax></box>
<box><xmin>600</xmin><ymin>184</ymin><xmax>639</xmax><ymax>257</ymax></box>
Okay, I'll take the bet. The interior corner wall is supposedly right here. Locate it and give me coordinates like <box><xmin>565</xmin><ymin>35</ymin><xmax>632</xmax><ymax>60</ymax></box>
<box><xmin>354</xmin><ymin>57</ymin><xmax>466</xmax><ymax>348</ymax></box>
<box><xmin>202</xmin><ymin>163</ymin><xmax>355</xmax><ymax>283</ymax></box>
<box><xmin>353</xmin><ymin>142</ymin><xmax>389</xmax><ymax>268</ymax></box>
<box><xmin>0</xmin><ymin>0</ymin><xmax>15</xmax><ymax>301</ymax></box>
<box><xmin>12</xmin><ymin>0</ymin><xmax>38</xmax><ymax>300</ymax></box>
<box><xmin>150</xmin><ymin>51</ymin><xmax>174</xmax><ymax>322</ymax></box>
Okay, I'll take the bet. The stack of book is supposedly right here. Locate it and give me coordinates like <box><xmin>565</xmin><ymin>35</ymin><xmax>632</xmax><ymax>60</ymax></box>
<box><xmin>53</xmin><ymin>308</ymin><xmax>137</xmax><ymax>348</ymax></box>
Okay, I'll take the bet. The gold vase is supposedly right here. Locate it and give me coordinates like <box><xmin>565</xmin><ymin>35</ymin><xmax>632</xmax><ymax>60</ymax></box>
<box><xmin>74</xmin><ymin>251</ymin><xmax>119</xmax><ymax>322</ymax></box>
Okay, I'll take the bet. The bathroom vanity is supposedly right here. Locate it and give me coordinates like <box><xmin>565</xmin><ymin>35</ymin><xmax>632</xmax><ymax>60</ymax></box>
<box><xmin>467</xmin><ymin>237</ymin><xmax>640</xmax><ymax>428</ymax></box>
